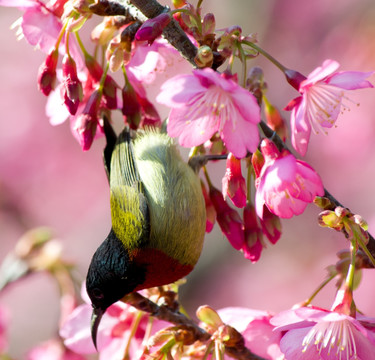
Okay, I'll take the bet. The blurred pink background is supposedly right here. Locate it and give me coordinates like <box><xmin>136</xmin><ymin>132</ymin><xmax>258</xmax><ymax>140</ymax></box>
<box><xmin>1</xmin><ymin>0</ymin><xmax>375</xmax><ymax>357</ymax></box>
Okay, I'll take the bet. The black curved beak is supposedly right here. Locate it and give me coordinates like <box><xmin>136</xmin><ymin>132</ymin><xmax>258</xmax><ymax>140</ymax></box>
<box><xmin>91</xmin><ymin>307</ymin><xmax>104</xmax><ymax>350</ymax></box>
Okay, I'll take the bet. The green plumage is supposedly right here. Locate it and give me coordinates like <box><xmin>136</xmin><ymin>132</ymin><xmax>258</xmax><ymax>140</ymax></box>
<box><xmin>110</xmin><ymin>129</ymin><xmax>206</xmax><ymax>266</ymax></box>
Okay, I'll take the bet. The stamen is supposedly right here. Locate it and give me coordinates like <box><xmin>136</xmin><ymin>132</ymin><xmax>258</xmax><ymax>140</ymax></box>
<box><xmin>302</xmin><ymin>320</ymin><xmax>358</xmax><ymax>359</ymax></box>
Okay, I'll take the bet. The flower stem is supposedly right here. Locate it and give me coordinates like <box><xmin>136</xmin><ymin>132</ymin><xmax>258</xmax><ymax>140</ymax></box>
<box><xmin>54</xmin><ymin>20</ymin><xmax>68</xmax><ymax>50</ymax></box>
<box><xmin>124</xmin><ymin>311</ymin><xmax>143</xmax><ymax>360</ymax></box>
<box><xmin>303</xmin><ymin>273</ymin><xmax>337</xmax><ymax>306</ymax></box>
<box><xmin>242</xmin><ymin>41</ymin><xmax>287</xmax><ymax>73</ymax></box>
<box><xmin>75</xmin><ymin>31</ymin><xmax>89</xmax><ymax>58</ymax></box>
<box><xmin>345</xmin><ymin>238</ymin><xmax>357</xmax><ymax>292</ymax></box>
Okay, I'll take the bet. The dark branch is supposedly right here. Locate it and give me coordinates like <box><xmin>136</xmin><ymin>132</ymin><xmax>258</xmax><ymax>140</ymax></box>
<box><xmin>123</xmin><ymin>293</ymin><xmax>266</xmax><ymax>360</ymax></box>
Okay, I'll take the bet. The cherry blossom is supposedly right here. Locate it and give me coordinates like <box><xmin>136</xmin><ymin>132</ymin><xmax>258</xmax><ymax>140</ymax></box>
<box><xmin>272</xmin><ymin>306</ymin><xmax>375</xmax><ymax>360</ymax></box>
<box><xmin>255</xmin><ymin>139</ymin><xmax>324</xmax><ymax>219</ymax></box>
<box><xmin>286</xmin><ymin>59</ymin><xmax>373</xmax><ymax>156</ymax></box>
<box><xmin>157</xmin><ymin>68</ymin><xmax>260</xmax><ymax>158</ymax></box>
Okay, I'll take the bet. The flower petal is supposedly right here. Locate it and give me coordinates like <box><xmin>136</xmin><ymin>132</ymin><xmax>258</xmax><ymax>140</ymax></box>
<box><xmin>327</xmin><ymin>71</ymin><xmax>374</xmax><ymax>90</ymax></box>
<box><xmin>302</xmin><ymin>59</ymin><xmax>340</xmax><ymax>89</ymax></box>
<box><xmin>157</xmin><ymin>74</ymin><xmax>206</xmax><ymax>108</ymax></box>
<box><xmin>167</xmin><ymin>107</ymin><xmax>218</xmax><ymax>147</ymax></box>
<box><xmin>221</xmin><ymin>117</ymin><xmax>259</xmax><ymax>158</ymax></box>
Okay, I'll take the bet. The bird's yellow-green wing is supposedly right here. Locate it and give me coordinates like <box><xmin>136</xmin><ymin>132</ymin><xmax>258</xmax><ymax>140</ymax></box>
<box><xmin>109</xmin><ymin>129</ymin><xmax>150</xmax><ymax>250</ymax></box>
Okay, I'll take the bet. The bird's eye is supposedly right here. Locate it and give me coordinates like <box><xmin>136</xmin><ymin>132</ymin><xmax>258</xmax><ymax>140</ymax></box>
<box><xmin>91</xmin><ymin>288</ymin><xmax>104</xmax><ymax>300</ymax></box>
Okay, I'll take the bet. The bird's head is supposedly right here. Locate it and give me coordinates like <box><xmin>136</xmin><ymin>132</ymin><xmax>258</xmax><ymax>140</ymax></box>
<box><xmin>86</xmin><ymin>228</ymin><xmax>146</xmax><ymax>349</ymax></box>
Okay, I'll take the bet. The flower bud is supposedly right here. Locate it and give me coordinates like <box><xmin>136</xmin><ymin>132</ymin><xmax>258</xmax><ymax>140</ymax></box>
<box><xmin>121</xmin><ymin>81</ymin><xmax>141</xmax><ymax>129</ymax></box>
<box><xmin>251</xmin><ymin>149</ymin><xmax>264</xmax><ymax>179</ymax></box>
<box><xmin>222</xmin><ymin>153</ymin><xmax>247</xmax><ymax>208</ymax></box>
<box><xmin>263</xmin><ymin>97</ymin><xmax>287</xmax><ymax>142</ymax></box>
<box><xmin>37</xmin><ymin>48</ymin><xmax>58</xmax><ymax>96</ymax></box>
<box><xmin>62</xmin><ymin>54</ymin><xmax>83</xmax><ymax>115</ymax></box>
<box><xmin>73</xmin><ymin>89</ymin><xmax>101</xmax><ymax>151</ymax></box>
<box><xmin>202</xmin><ymin>13</ymin><xmax>215</xmax><ymax>36</ymax></box>
<box><xmin>196</xmin><ymin>306</ymin><xmax>223</xmax><ymax>329</ymax></box>
<box><xmin>172</xmin><ymin>0</ymin><xmax>186</xmax><ymax>7</ymax></box>
<box><xmin>243</xmin><ymin>203</ymin><xmax>263</xmax><ymax>262</ymax></box>
<box><xmin>314</xmin><ymin>196</ymin><xmax>333</xmax><ymax>210</ymax></box>
<box><xmin>246</xmin><ymin>67</ymin><xmax>265</xmax><ymax>105</ymax></box>
<box><xmin>284</xmin><ymin>69</ymin><xmax>307</xmax><ymax>91</ymax></box>
<box><xmin>318</xmin><ymin>210</ymin><xmax>342</xmax><ymax>230</ymax></box>
<box><xmin>194</xmin><ymin>45</ymin><xmax>213</xmax><ymax>68</ymax></box>
<box><xmin>209</xmin><ymin>186</ymin><xmax>244</xmax><ymax>250</ymax></box>
<box><xmin>259</xmin><ymin>205</ymin><xmax>281</xmax><ymax>244</ymax></box>
<box><xmin>353</xmin><ymin>214</ymin><xmax>368</xmax><ymax>231</ymax></box>
<box><xmin>135</xmin><ymin>13</ymin><xmax>171</xmax><ymax>44</ymax></box>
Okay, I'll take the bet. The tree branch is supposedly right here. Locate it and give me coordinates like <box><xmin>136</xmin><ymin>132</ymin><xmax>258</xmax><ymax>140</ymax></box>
<box><xmin>90</xmin><ymin>0</ymin><xmax>197</xmax><ymax>66</ymax></box>
<box><xmin>123</xmin><ymin>293</ymin><xmax>266</xmax><ymax>360</ymax></box>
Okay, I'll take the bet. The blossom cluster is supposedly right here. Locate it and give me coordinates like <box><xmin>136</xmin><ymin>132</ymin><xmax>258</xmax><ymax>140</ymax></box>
<box><xmin>0</xmin><ymin>0</ymin><xmax>375</xmax><ymax>360</ymax></box>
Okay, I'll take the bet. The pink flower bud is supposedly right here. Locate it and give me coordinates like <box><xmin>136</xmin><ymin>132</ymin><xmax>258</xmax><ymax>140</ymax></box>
<box><xmin>251</xmin><ymin>149</ymin><xmax>264</xmax><ymax>179</ymax></box>
<box><xmin>264</xmin><ymin>98</ymin><xmax>287</xmax><ymax>142</ymax></box>
<box><xmin>84</xmin><ymin>54</ymin><xmax>118</xmax><ymax>110</ymax></box>
<box><xmin>222</xmin><ymin>153</ymin><xmax>247</xmax><ymax>208</ymax></box>
<box><xmin>259</xmin><ymin>205</ymin><xmax>281</xmax><ymax>244</ymax></box>
<box><xmin>103</xmin><ymin>76</ymin><xmax>118</xmax><ymax>110</ymax></box>
<box><xmin>135</xmin><ymin>13</ymin><xmax>171</xmax><ymax>44</ymax></box>
<box><xmin>73</xmin><ymin>90</ymin><xmax>101</xmax><ymax>151</ymax></box>
<box><xmin>202</xmin><ymin>13</ymin><xmax>215</xmax><ymax>36</ymax></box>
<box><xmin>209</xmin><ymin>186</ymin><xmax>244</xmax><ymax>250</ymax></box>
<box><xmin>284</xmin><ymin>69</ymin><xmax>307</xmax><ymax>91</ymax></box>
<box><xmin>37</xmin><ymin>48</ymin><xmax>58</xmax><ymax>96</ymax></box>
<box><xmin>243</xmin><ymin>203</ymin><xmax>263</xmax><ymax>262</ymax></box>
<box><xmin>62</xmin><ymin>54</ymin><xmax>83</xmax><ymax>115</ymax></box>
<box><xmin>121</xmin><ymin>81</ymin><xmax>141</xmax><ymax>129</ymax></box>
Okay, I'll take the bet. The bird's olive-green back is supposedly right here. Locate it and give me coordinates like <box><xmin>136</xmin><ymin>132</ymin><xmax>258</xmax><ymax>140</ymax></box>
<box><xmin>109</xmin><ymin>129</ymin><xmax>206</xmax><ymax>267</ymax></box>
<box><xmin>132</xmin><ymin>131</ymin><xmax>206</xmax><ymax>267</ymax></box>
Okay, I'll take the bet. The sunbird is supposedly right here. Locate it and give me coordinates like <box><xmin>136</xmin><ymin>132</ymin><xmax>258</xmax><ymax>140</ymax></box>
<box><xmin>86</xmin><ymin>124</ymin><xmax>206</xmax><ymax>348</ymax></box>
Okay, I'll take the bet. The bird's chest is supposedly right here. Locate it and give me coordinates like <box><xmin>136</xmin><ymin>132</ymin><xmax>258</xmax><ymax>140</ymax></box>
<box><xmin>129</xmin><ymin>247</ymin><xmax>193</xmax><ymax>291</ymax></box>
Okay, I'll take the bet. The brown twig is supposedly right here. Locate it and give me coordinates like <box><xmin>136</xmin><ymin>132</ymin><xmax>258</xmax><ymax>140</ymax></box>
<box><xmin>90</xmin><ymin>0</ymin><xmax>198</xmax><ymax>66</ymax></box>
<box><xmin>123</xmin><ymin>293</ymin><xmax>266</xmax><ymax>360</ymax></box>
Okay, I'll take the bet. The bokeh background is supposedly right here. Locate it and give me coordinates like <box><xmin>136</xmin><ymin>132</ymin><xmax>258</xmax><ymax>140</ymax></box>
<box><xmin>1</xmin><ymin>0</ymin><xmax>375</xmax><ymax>357</ymax></box>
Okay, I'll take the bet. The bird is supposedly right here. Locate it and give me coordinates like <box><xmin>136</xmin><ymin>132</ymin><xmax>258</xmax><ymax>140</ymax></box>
<box><xmin>86</xmin><ymin>123</ymin><xmax>206</xmax><ymax>348</ymax></box>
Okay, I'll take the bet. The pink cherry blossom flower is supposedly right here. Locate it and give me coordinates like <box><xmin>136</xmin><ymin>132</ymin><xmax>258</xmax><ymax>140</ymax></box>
<box><xmin>255</xmin><ymin>139</ymin><xmax>324</xmax><ymax>219</ymax></box>
<box><xmin>271</xmin><ymin>307</ymin><xmax>375</xmax><ymax>360</ymax></box>
<box><xmin>156</xmin><ymin>68</ymin><xmax>260</xmax><ymax>159</ymax></box>
<box><xmin>218</xmin><ymin>307</ymin><xmax>283</xmax><ymax>360</ymax></box>
<box><xmin>285</xmin><ymin>59</ymin><xmax>373</xmax><ymax>156</ymax></box>
<box><xmin>1</xmin><ymin>0</ymin><xmax>64</xmax><ymax>53</ymax></box>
